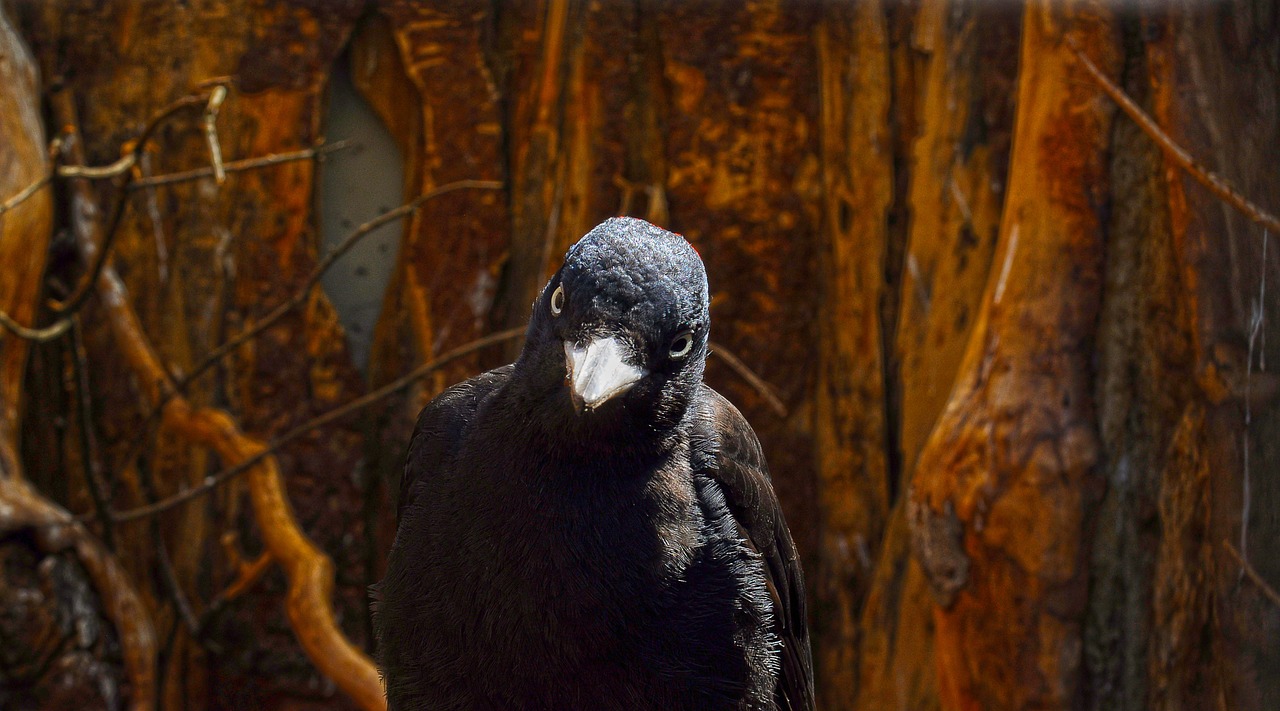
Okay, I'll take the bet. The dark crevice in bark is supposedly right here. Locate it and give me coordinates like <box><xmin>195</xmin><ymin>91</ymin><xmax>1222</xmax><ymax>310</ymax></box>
<box><xmin>1084</xmin><ymin>13</ymin><xmax>1195</xmax><ymax>709</ymax></box>
<box><xmin>880</xmin><ymin>1</ymin><xmax>915</xmax><ymax>509</ymax></box>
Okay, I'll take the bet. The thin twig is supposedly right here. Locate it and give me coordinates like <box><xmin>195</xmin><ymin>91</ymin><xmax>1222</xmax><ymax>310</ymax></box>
<box><xmin>105</xmin><ymin>327</ymin><xmax>526</xmax><ymax>524</ymax></box>
<box><xmin>114</xmin><ymin>158</ymin><xmax>478</xmax><ymax>519</ymax></box>
<box><xmin>53</xmin><ymin>84</ymin><xmax>382</xmax><ymax>709</ymax></box>
<box><xmin>0</xmin><ymin>130</ymin><xmax>61</xmax><ymax>340</ymax></box>
<box><xmin>218</xmin><ymin>549</ymin><xmax>272</xmax><ymax>604</ymax></box>
<box><xmin>49</xmin><ymin>86</ymin><xmax>223</xmax><ymax>317</ymax></box>
<box><xmin>0</xmin><ymin>143</ymin><xmax>352</xmax><ymax>343</ymax></box>
<box><xmin>196</xmin><ymin>547</ymin><xmax>271</xmax><ymax>644</ymax></box>
<box><xmin>0</xmin><ymin>135</ymin><xmax>59</xmax><ymax>217</ymax></box>
<box><xmin>157</xmin><ymin>536</ymin><xmax>201</xmax><ymax>634</ymax></box>
<box><xmin>0</xmin><ymin>172</ymin><xmax>52</xmax><ymax>216</ymax></box>
<box><xmin>129</xmin><ymin>140</ymin><xmax>352</xmax><ymax>190</ymax></box>
<box><xmin>1</xmin><ymin>139</ymin><xmax>348</xmax><ymax>213</ymax></box>
<box><xmin>0</xmin><ymin>308</ymin><xmax>72</xmax><ymax>341</ymax></box>
<box><xmin>1223</xmin><ymin>539</ymin><xmax>1280</xmax><ymax>608</ymax></box>
<box><xmin>196</xmin><ymin>535</ymin><xmax>272</xmax><ymax>635</ymax></box>
<box><xmin>133</xmin><ymin>408</ymin><xmax>201</xmax><ymax>637</ymax></box>
<box><xmin>709</xmin><ymin>341</ymin><xmax>788</xmax><ymax>417</ymax></box>
<box><xmin>1070</xmin><ymin>43</ymin><xmax>1280</xmax><ymax>235</ymax></box>
<box><xmin>134</xmin><ymin>93</ymin><xmax>213</xmax><ymax>158</ymax></box>
<box><xmin>203</xmin><ymin>85</ymin><xmax>227</xmax><ymax>184</ymax></box>
<box><xmin>69</xmin><ymin>318</ymin><xmax>115</xmax><ymax>551</ymax></box>
<box><xmin>57</xmin><ymin>153</ymin><xmax>136</xmax><ymax>179</ymax></box>
<box><xmin>172</xmin><ymin>179</ymin><xmax>503</xmax><ymax>393</ymax></box>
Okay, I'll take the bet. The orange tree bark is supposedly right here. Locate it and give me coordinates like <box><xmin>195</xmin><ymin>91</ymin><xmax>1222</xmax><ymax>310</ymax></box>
<box><xmin>6</xmin><ymin>1</ymin><xmax>1280</xmax><ymax>709</ymax></box>
<box><xmin>0</xmin><ymin>8</ymin><xmax>156</xmax><ymax>710</ymax></box>
<box><xmin>0</xmin><ymin>4</ymin><xmax>51</xmax><ymax>478</ymax></box>
<box><xmin>369</xmin><ymin>0</ymin><xmax>511</xmax><ymax>389</ymax></box>
<box><xmin>14</xmin><ymin>2</ymin><xmax>375</xmax><ymax>708</ymax></box>
<box><xmin>813</xmin><ymin>1</ymin><xmax>893</xmax><ymax>704</ymax></box>
<box><xmin>51</xmin><ymin>89</ymin><xmax>385</xmax><ymax>710</ymax></box>
<box><xmin>907</xmin><ymin>2</ymin><xmax>1120</xmax><ymax>709</ymax></box>
<box><xmin>856</xmin><ymin>2</ymin><xmax>1020</xmax><ymax>709</ymax></box>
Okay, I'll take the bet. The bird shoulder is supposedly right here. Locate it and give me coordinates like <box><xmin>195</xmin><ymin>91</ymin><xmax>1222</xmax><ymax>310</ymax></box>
<box><xmin>397</xmin><ymin>365</ymin><xmax>513</xmax><ymax>521</ymax></box>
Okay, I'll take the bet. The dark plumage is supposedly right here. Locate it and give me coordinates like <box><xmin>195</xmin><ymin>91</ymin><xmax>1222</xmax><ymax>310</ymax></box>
<box><xmin>374</xmin><ymin>217</ymin><xmax>813</xmax><ymax>710</ymax></box>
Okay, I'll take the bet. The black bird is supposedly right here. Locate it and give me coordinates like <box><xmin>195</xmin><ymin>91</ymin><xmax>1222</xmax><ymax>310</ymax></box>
<box><xmin>374</xmin><ymin>217</ymin><xmax>813</xmax><ymax>711</ymax></box>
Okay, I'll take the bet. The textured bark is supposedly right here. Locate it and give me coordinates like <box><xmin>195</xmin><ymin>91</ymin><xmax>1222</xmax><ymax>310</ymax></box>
<box><xmin>372</xmin><ymin>0</ymin><xmax>510</xmax><ymax>389</ymax></box>
<box><xmin>853</xmin><ymin>3</ymin><xmax>1020</xmax><ymax>709</ymax></box>
<box><xmin>0</xmin><ymin>477</ymin><xmax>156</xmax><ymax>711</ymax></box>
<box><xmin>0</xmin><ymin>2</ymin><xmax>51</xmax><ymax>479</ymax></box>
<box><xmin>813</xmin><ymin>1</ymin><xmax>893</xmax><ymax>705</ymax></box>
<box><xmin>55</xmin><ymin>89</ymin><xmax>384</xmax><ymax>710</ymax></box>
<box><xmin>1145</xmin><ymin>4</ymin><xmax>1280</xmax><ymax>709</ymax></box>
<box><xmin>14</xmin><ymin>2</ymin><xmax>375</xmax><ymax>708</ymax></box>
<box><xmin>0</xmin><ymin>12</ymin><xmax>155</xmax><ymax>710</ymax></box>
<box><xmin>1082</xmin><ymin>21</ymin><xmax>1197</xmax><ymax>709</ymax></box>
<box><xmin>4</xmin><ymin>1</ymin><xmax>1279</xmax><ymax>709</ymax></box>
<box><xmin>655</xmin><ymin>0</ymin><xmax>823</xmax><ymax>585</ymax></box>
<box><xmin>908</xmin><ymin>2</ymin><xmax>1120</xmax><ymax>708</ymax></box>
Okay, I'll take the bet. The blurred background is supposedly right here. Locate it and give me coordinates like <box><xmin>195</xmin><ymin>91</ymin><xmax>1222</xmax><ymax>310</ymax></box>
<box><xmin>0</xmin><ymin>0</ymin><xmax>1277</xmax><ymax>709</ymax></box>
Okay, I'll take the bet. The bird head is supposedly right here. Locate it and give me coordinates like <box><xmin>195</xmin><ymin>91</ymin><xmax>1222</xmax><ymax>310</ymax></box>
<box><xmin>517</xmin><ymin>217</ymin><xmax>710</xmax><ymax>431</ymax></box>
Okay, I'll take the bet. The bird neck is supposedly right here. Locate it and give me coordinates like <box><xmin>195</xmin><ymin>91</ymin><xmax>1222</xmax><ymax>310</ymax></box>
<box><xmin>497</xmin><ymin>378</ymin><xmax>690</xmax><ymax>461</ymax></box>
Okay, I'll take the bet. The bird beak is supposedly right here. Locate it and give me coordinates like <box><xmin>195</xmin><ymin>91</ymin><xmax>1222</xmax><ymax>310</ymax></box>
<box><xmin>564</xmin><ymin>336</ymin><xmax>646</xmax><ymax>413</ymax></box>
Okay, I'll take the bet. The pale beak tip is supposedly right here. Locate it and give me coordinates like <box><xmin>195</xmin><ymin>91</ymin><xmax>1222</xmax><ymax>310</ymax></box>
<box><xmin>564</xmin><ymin>335</ymin><xmax>645</xmax><ymax>414</ymax></box>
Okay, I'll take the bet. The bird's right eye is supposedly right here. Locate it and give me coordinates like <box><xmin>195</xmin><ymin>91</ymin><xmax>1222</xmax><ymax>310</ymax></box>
<box><xmin>551</xmin><ymin>284</ymin><xmax>566</xmax><ymax>316</ymax></box>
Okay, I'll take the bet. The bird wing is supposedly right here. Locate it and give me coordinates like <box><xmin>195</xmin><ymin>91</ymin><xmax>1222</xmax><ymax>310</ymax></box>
<box><xmin>701</xmin><ymin>386</ymin><xmax>815</xmax><ymax>711</ymax></box>
<box><xmin>396</xmin><ymin>364</ymin><xmax>513</xmax><ymax>522</ymax></box>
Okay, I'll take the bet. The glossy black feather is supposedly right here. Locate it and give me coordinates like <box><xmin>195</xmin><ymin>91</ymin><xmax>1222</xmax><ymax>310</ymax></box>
<box><xmin>698</xmin><ymin>388</ymin><xmax>815</xmax><ymax>711</ymax></box>
<box><xmin>374</xmin><ymin>217</ymin><xmax>814</xmax><ymax>711</ymax></box>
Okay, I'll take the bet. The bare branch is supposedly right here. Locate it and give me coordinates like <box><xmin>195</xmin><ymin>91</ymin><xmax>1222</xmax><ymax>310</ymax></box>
<box><xmin>2</xmin><ymin>139</ymin><xmax>349</xmax><ymax>219</ymax></box>
<box><xmin>223</xmin><ymin>552</ymin><xmax>272</xmax><ymax>600</ymax></box>
<box><xmin>172</xmin><ymin>179</ymin><xmax>504</xmax><ymax>390</ymax></box>
<box><xmin>157</xmin><ymin>536</ymin><xmax>200</xmax><ymax>634</ymax></box>
<box><xmin>57</xmin><ymin>153</ymin><xmax>136</xmax><ymax>179</ymax></box>
<box><xmin>134</xmin><ymin>93</ymin><xmax>211</xmax><ymax>153</ymax></box>
<box><xmin>0</xmin><ymin>172</ymin><xmax>51</xmax><ymax>216</ymax></box>
<box><xmin>709</xmin><ymin>341</ymin><xmax>789</xmax><ymax>417</ymax></box>
<box><xmin>1223</xmin><ymin>539</ymin><xmax>1280</xmax><ymax>609</ymax></box>
<box><xmin>0</xmin><ymin>141</ymin><xmax>354</xmax><ymax>346</ymax></box>
<box><xmin>68</xmin><ymin>319</ymin><xmax>115</xmax><ymax>551</ymax></box>
<box><xmin>1070</xmin><ymin>43</ymin><xmax>1280</xmax><ymax>235</ymax></box>
<box><xmin>0</xmin><ymin>308</ymin><xmax>72</xmax><ymax>341</ymax></box>
<box><xmin>216</xmin><ymin>539</ymin><xmax>272</xmax><ymax>604</ymax></box>
<box><xmin>107</xmin><ymin>327</ymin><xmax>525</xmax><ymax>524</ymax></box>
<box><xmin>202</xmin><ymin>85</ymin><xmax>227</xmax><ymax>184</ymax></box>
<box><xmin>48</xmin><ymin>85</ymin><xmax>224</xmax><ymax>317</ymax></box>
<box><xmin>129</xmin><ymin>139</ymin><xmax>352</xmax><ymax>189</ymax></box>
<box><xmin>197</xmin><ymin>542</ymin><xmax>272</xmax><ymax>636</ymax></box>
<box><xmin>55</xmin><ymin>97</ymin><xmax>386</xmax><ymax>711</ymax></box>
<box><xmin>0</xmin><ymin>135</ymin><xmax>59</xmax><ymax>217</ymax></box>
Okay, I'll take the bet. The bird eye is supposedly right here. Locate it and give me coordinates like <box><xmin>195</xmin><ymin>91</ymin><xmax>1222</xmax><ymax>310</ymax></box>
<box><xmin>668</xmin><ymin>330</ymin><xmax>695</xmax><ymax>359</ymax></box>
<box><xmin>550</xmin><ymin>284</ymin><xmax>565</xmax><ymax>316</ymax></box>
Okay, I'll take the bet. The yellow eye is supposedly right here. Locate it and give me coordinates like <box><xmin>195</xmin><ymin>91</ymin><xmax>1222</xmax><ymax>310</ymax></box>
<box><xmin>669</xmin><ymin>330</ymin><xmax>694</xmax><ymax>359</ymax></box>
<box><xmin>551</xmin><ymin>284</ymin><xmax>565</xmax><ymax>316</ymax></box>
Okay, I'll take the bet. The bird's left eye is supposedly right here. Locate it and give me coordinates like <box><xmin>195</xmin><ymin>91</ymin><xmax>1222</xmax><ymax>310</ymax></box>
<box><xmin>668</xmin><ymin>330</ymin><xmax>695</xmax><ymax>359</ymax></box>
<box><xmin>550</xmin><ymin>284</ymin><xmax>565</xmax><ymax>316</ymax></box>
